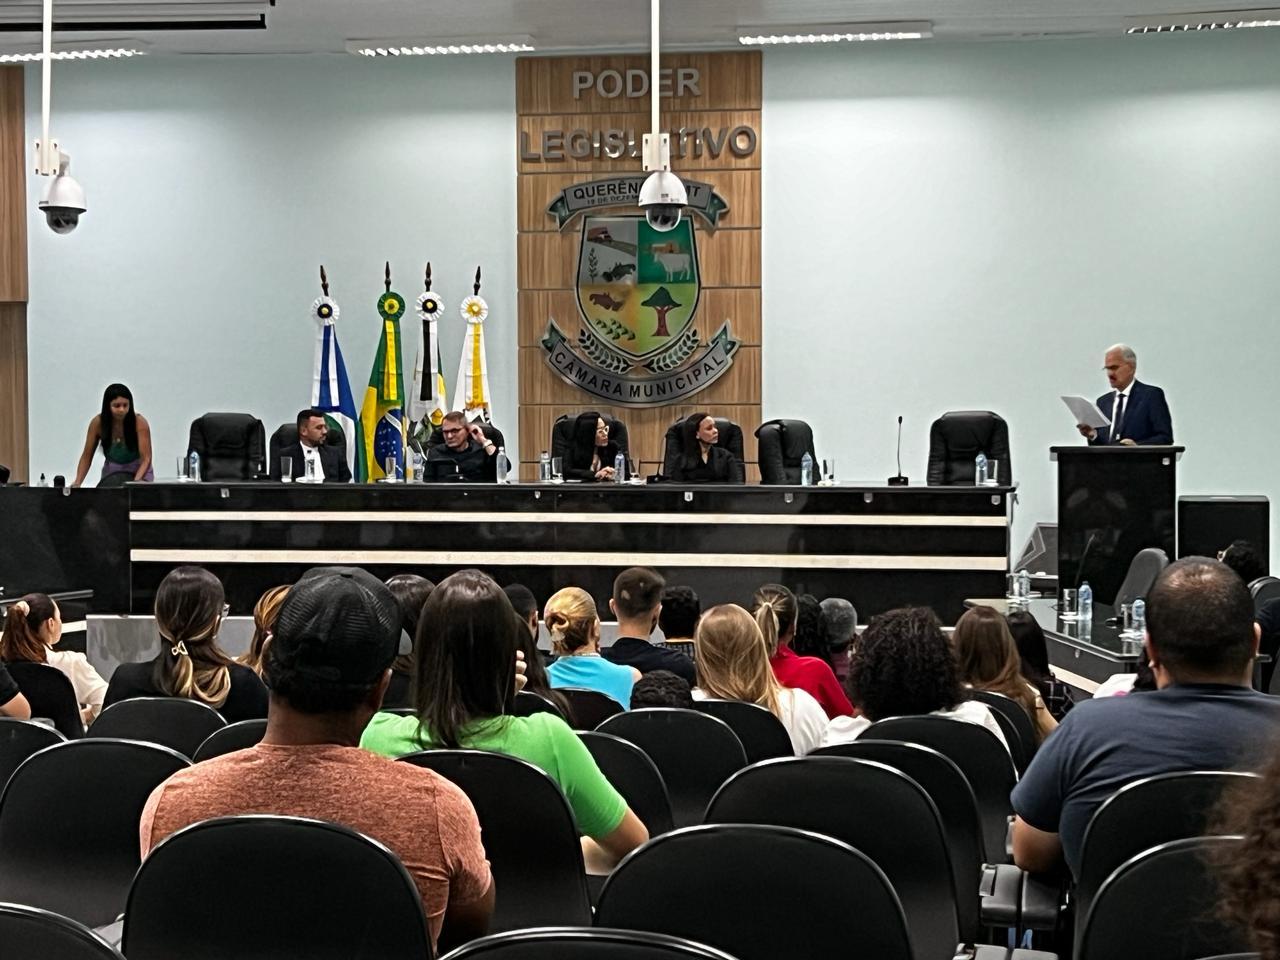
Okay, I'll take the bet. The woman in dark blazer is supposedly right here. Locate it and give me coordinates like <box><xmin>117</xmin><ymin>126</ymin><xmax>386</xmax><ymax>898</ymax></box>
<box><xmin>565</xmin><ymin>411</ymin><xmax>621</xmax><ymax>482</ymax></box>
<box><xmin>669</xmin><ymin>412</ymin><xmax>745</xmax><ymax>484</ymax></box>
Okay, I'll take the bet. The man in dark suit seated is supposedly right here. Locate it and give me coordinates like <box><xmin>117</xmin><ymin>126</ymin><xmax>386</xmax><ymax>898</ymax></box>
<box><xmin>425</xmin><ymin>411</ymin><xmax>498</xmax><ymax>482</ymax></box>
<box><xmin>272</xmin><ymin>409</ymin><xmax>351</xmax><ymax>483</ymax></box>
<box><xmin>1076</xmin><ymin>343</ymin><xmax>1173</xmax><ymax>446</ymax></box>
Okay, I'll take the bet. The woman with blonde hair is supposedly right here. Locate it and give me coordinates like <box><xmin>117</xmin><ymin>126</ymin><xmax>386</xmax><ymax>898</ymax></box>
<box><xmin>1</xmin><ymin>592</ymin><xmax>108</xmax><ymax>725</ymax></box>
<box><xmin>544</xmin><ymin>587</ymin><xmax>640</xmax><ymax>709</ymax></box>
<box><xmin>694</xmin><ymin>603</ymin><xmax>826</xmax><ymax>754</ymax></box>
<box><xmin>753</xmin><ymin>583</ymin><xmax>853</xmax><ymax>720</ymax></box>
<box><xmin>952</xmin><ymin>605</ymin><xmax>1057</xmax><ymax>742</ymax></box>
<box><xmin>237</xmin><ymin>584</ymin><xmax>290</xmax><ymax>678</ymax></box>
<box><xmin>103</xmin><ymin>566</ymin><xmax>267</xmax><ymax>722</ymax></box>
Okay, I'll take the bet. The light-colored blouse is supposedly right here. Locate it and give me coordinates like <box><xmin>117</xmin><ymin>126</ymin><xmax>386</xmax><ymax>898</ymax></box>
<box><xmin>46</xmin><ymin>649</ymin><xmax>109</xmax><ymax>721</ymax></box>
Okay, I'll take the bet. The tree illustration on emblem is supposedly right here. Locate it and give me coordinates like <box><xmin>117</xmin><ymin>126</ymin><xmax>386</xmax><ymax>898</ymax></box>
<box><xmin>642</xmin><ymin>286</ymin><xmax>682</xmax><ymax>337</ymax></box>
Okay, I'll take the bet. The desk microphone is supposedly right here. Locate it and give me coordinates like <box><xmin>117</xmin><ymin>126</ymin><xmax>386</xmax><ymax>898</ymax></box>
<box><xmin>887</xmin><ymin>415</ymin><xmax>909</xmax><ymax>486</ymax></box>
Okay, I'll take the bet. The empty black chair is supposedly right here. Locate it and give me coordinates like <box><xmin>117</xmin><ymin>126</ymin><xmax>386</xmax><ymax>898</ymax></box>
<box><xmin>692</xmin><ymin>699</ymin><xmax>793</xmax><ymax>763</ymax></box>
<box><xmin>187</xmin><ymin>412</ymin><xmax>267</xmax><ymax>481</ymax></box>
<box><xmin>192</xmin><ymin>718</ymin><xmax>267</xmax><ymax>762</ymax></box>
<box><xmin>5</xmin><ymin>661</ymin><xmax>83</xmax><ymax>738</ymax></box>
<box><xmin>88</xmin><ymin>697</ymin><xmax>227</xmax><ymax>758</ymax></box>
<box><xmin>661</xmin><ymin>417</ymin><xmax>745</xmax><ymax>476</ymax></box>
<box><xmin>513</xmin><ymin>690</ymin><xmax>568</xmax><ymax>721</ymax></box>
<box><xmin>0</xmin><ymin>716</ymin><xmax>65</xmax><ymax>791</ymax></box>
<box><xmin>1074</xmin><ymin>770</ymin><xmax>1259</xmax><ymax>941</ymax></box>
<box><xmin>579</xmin><ymin>730</ymin><xmax>674</xmax><ymax>836</ymax></box>
<box><xmin>862</xmin><ymin>714</ymin><xmax>1017</xmax><ymax>864</ymax></box>
<box><xmin>1077</xmin><ymin>836</ymin><xmax>1249</xmax><ymax>960</ymax></box>
<box><xmin>969</xmin><ymin>690</ymin><xmax>1037</xmax><ymax>774</ymax></box>
<box><xmin>0</xmin><ymin>739</ymin><xmax>188</xmax><ymax>926</ymax></box>
<box><xmin>399</xmin><ymin>749</ymin><xmax>590</xmax><ymax>932</ymax></box>
<box><xmin>754</xmin><ymin>419</ymin><xmax>817</xmax><ymax>485</ymax></box>
<box><xmin>927</xmin><ymin>411</ymin><xmax>1012</xmax><ymax>486</ymax></box>
<box><xmin>597</xmin><ymin>824</ymin><xmax>913</xmax><ymax>960</ymax></box>
<box><xmin>559</xmin><ymin>687</ymin><xmax>625</xmax><ymax>729</ymax></box>
<box><xmin>268</xmin><ymin>420</ymin><xmax>348</xmax><ymax>477</ymax></box>
<box><xmin>0</xmin><ymin>902</ymin><xmax>124</xmax><ymax>960</ymax></box>
<box><xmin>123</xmin><ymin>815</ymin><xmax>432</xmax><ymax>960</ymax></box>
<box><xmin>440</xmin><ymin>927</ymin><xmax>740</xmax><ymax>960</ymax></box>
<box><xmin>597</xmin><ymin>709</ymin><xmax>747</xmax><ymax>828</ymax></box>
<box><xmin>551</xmin><ymin>413</ymin><xmax>630</xmax><ymax>460</ymax></box>
<box><xmin>1114</xmin><ymin>546</ymin><xmax>1169</xmax><ymax>608</ymax></box>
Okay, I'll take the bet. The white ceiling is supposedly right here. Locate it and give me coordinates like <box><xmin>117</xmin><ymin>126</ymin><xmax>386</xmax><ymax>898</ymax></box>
<box><xmin>2</xmin><ymin>0</ymin><xmax>1279</xmax><ymax>55</ymax></box>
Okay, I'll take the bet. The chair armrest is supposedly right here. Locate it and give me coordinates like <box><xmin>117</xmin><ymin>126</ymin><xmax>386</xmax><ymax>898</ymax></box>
<box><xmin>979</xmin><ymin>862</ymin><xmax>1023</xmax><ymax>927</ymax></box>
<box><xmin>1020</xmin><ymin>873</ymin><xmax>1064</xmax><ymax>932</ymax></box>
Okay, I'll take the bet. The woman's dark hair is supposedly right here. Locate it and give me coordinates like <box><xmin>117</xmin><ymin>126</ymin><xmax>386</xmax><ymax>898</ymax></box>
<box><xmin>791</xmin><ymin>593</ymin><xmax>833</xmax><ymax>667</ymax></box>
<box><xmin>152</xmin><ymin>566</ymin><xmax>233</xmax><ymax>708</ymax></box>
<box><xmin>0</xmin><ymin>593</ymin><xmax>57</xmax><ymax>663</ymax></box>
<box><xmin>99</xmin><ymin>383</ymin><xmax>139</xmax><ymax>456</ymax></box>
<box><xmin>1006</xmin><ymin>610</ymin><xmax>1051</xmax><ymax>682</ymax></box>
<box><xmin>679</xmin><ymin>412</ymin><xmax>712</xmax><ymax>467</ymax></box>
<box><xmin>386</xmin><ymin>573</ymin><xmax>435</xmax><ymax>676</ymax></box>
<box><xmin>1221</xmin><ymin>539</ymin><xmax>1268</xmax><ymax>587</ymax></box>
<box><xmin>568</xmin><ymin>411</ymin><xmax>606</xmax><ymax>470</ymax></box>
<box><xmin>413</xmin><ymin>569</ymin><xmax>519</xmax><ymax>748</ymax></box>
<box><xmin>847</xmin><ymin>607</ymin><xmax>963</xmax><ymax>721</ymax></box>
<box><xmin>1212</xmin><ymin>746</ymin><xmax>1280</xmax><ymax>959</ymax></box>
<box><xmin>751</xmin><ymin>583</ymin><xmax>797</xmax><ymax>655</ymax></box>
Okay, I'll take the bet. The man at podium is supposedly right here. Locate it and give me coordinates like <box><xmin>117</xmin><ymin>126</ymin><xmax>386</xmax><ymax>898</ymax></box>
<box><xmin>1075</xmin><ymin>343</ymin><xmax>1173</xmax><ymax>446</ymax></box>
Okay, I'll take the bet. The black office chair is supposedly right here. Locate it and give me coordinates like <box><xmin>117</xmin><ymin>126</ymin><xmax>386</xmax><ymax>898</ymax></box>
<box><xmin>398</xmin><ymin>749</ymin><xmax>591</xmax><ymax>932</ymax></box>
<box><xmin>1077</xmin><ymin>836</ymin><xmax>1250</xmax><ymax>960</ymax></box>
<box><xmin>926</xmin><ymin>411</ymin><xmax>1012</xmax><ymax>486</ymax></box>
<box><xmin>862</xmin><ymin>714</ymin><xmax>1017</xmax><ymax>864</ymax></box>
<box><xmin>692</xmin><ymin>699</ymin><xmax>793</xmax><ymax>763</ymax></box>
<box><xmin>969</xmin><ymin>690</ymin><xmax>1037</xmax><ymax>774</ymax></box>
<box><xmin>0</xmin><ymin>717</ymin><xmax>65</xmax><ymax>792</ymax></box>
<box><xmin>1114</xmin><ymin>547</ymin><xmax>1169</xmax><ymax>608</ymax></box>
<box><xmin>6</xmin><ymin>661</ymin><xmax>83</xmax><ymax>738</ymax></box>
<box><xmin>559</xmin><ymin>687</ymin><xmax>625</xmax><ymax>729</ymax></box>
<box><xmin>268</xmin><ymin>421</ymin><xmax>348</xmax><ymax>478</ymax></box>
<box><xmin>0</xmin><ymin>903</ymin><xmax>125</xmax><ymax>960</ymax></box>
<box><xmin>96</xmin><ymin>471</ymin><xmax>132</xmax><ymax>488</ymax></box>
<box><xmin>426</xmin><ymin>421</ymin><xmax>507</xmax><ymax>450</ymax></box>
<box><xmin>1073</xmin><ymin>770</ymin><xmax>1259</xmax><ymax>943</ymax></box>
<box><xmin>187</xmin><ymin>412</ymin><xmax>267</xmax><ymax>481</ymax></box>
<box><xmin>754</xmin><ymin>419</ymin><xmax>816</xmax><ymax>485</ymax></box>
<box><xmin>661</xmin><ymin>417</ymin><xmax>745</xmax><ymax>477</ymax></box>
<box><xmin>122</xmin><ymin>815</ymin><xmax>432</xmax><ymax>960</ymax></box>
<box><xmin>1249</xmin><ymin>575</ymin><xmax>1280</xmax><ymax>607</ymax></box>
<box><xmin>440</xmin><ymin>928</ymin><xmax>740</xmax><ymax>960</ymax></box>
<box><xmin>597</xmin><ymin>709</ymin><xmax>747</xmax><ymax>828</ymax></box>
<box><xmin>551</xmin><ymin>413</ymin><xmax>630</xmax><ymax>460</ymax></box>
<box><xmin>88</xmin><ymin>697</ymin><xmax>227</xmax><ymax>758</ymax></box>
<box><xmin>513</xmin><ymin>690</ymin><xmax>568</xmax><ymax>722</ymax></box>
<box><xmin>578</xmin><ymin>730</ymin><xmax>674</xmax><ymax>836</ymax></box>
<box><xmin>0</xmin><ymin>739</ymin><xmax>189</xmax><ymax>927</ymax></box>
<box><xmin>192</xmin><ymin>718</ymin><xmax>268</xmax><ymax>762</ymax></box>
<box><xmin>596</xmin><ymin>824</ymin><xmax>914</xmax><ymax>960</ymax></box>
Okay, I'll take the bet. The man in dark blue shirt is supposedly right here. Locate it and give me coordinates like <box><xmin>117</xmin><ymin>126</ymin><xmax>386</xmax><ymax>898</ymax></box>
<box><xmin>1012</xmin><ymin>556</ymin><xmax>1280</xmax><ymax>877</ymax></box>
<box><xmin>603</xmin><ymin>567</ymin><xmax>696</xmax><ymax>685</ymax></box>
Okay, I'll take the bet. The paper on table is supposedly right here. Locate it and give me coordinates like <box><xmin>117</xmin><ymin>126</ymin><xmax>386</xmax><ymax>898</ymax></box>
<box><xmin>1061</xmin><ymin>395</ymin><xmax>1110</xmax><ymax>429</ymax></box>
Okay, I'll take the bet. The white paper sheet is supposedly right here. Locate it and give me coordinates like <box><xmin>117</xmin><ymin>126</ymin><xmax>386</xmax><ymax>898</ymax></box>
<box><xmin>1061</xmin><ymin>395</ymin><xmax>1111</xmax><ymax>429</ymax></box>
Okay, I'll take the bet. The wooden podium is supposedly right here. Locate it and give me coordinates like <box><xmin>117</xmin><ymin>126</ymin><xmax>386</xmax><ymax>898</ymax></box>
<box><xmin>1050</xmin><ymin>445</ymin><xmax>1184</xmax><ymax>605</ymax></box>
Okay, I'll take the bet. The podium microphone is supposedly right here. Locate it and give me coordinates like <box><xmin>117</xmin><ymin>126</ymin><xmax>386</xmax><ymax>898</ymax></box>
<box><xmin>887</xmin><ymin>415</ymin><xmax>909</xmax><ymax>486</ymax></box>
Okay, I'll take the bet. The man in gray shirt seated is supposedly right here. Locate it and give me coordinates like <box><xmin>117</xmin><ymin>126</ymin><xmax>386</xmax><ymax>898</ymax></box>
<box><xmin>1012</xmin><ymin>556</ymin><xmax>1280</xmax><ymax>878</ymax></box>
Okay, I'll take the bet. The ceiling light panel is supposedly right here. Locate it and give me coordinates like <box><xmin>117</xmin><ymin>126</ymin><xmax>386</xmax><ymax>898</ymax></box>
<box><xmin>738</xmin><ymin>22</ymin><xmax>933</xmax><ymax>45</ymax></box>
<box><xmin>346</xmin><ymin>37</ymin><xmax>535</xmax><ymax>57</ymax></box>
<box><xmin>1124</xmin><ymin>8</ymin><xmax>1280</xmax><ymax>32</ymax></box>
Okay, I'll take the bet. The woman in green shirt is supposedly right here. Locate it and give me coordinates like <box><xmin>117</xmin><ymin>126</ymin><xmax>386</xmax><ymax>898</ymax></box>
<box><xmin>362</xmin><ymin>569</ymin><xmax>648</xmax><ymax>868</ymax></box>
<box><xmin>72</xmin><ymin>383</ymin><xmax>154</xmax><ymax>486</ymax></box>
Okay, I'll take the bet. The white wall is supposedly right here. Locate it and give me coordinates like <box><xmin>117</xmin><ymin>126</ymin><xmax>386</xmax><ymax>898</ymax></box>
<box><xmin>25</xmin><ymin>54</ymin><xmax>517</xmax><ymax>479</ymax></box>
<box><xmin>763</xmin><ymin>31</ymin><xmax>1280</xmax><ymax>557</ymax></box>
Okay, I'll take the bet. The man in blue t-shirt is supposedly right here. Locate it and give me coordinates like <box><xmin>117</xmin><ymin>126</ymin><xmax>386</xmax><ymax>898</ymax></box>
<box><xmin>1012</xmin><ymin>556</ymin><xmax>1280</xmax><ymax>878</ymax></box>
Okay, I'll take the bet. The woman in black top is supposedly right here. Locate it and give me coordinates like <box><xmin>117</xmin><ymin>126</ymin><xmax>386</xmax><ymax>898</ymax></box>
<box><xmin>103</xmin><ymin>566</ymin><xmax>267</xmax><ymax>723</ymax></box>
<box><xmin>668</xmin><ymin>412</ymin><xmax>745</xmax><ymax>484</ymax></box>
<box><xmin>565</xmin><ymin>412</ymin><xmax>620</xmax><ymax>482</ymax></box>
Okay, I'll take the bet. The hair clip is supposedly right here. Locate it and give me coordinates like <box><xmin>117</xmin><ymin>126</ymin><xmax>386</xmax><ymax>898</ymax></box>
<box><xmin>170</xmin><ymin>641</ymin><xmax>190</xmax><ymax>657</ymax></box>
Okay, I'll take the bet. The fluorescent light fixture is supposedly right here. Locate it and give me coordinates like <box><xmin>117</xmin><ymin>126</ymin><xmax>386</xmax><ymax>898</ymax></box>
<box><xmin>1124</xmin><ymin>8</ymin><xmax>1280</xmax><ymax>32</ymax></box>
<box><xmin>738</xmin><ymin>22</ymin><xmax>932</xmax><ymax>44</ymax></box>
<box><xmin>0</xmin><ymin>42</ymin><xmax>147</xmax><ymax>62</ymax></box>
<box><xmin>346</xmin><ymin>37</ymin><xmax>534</xmax><ymax>57</ymax></box>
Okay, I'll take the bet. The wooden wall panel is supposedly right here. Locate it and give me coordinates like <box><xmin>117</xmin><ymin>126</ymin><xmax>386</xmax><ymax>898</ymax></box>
<box><xmin>0</xmin><ymin>304</ymin><xmax>29</xmax><ymax>482</ymax></box>
<box><xmin>0</xmin><ymin>67</ymin><xmax>27</xmax><ymax>303</ymax></box>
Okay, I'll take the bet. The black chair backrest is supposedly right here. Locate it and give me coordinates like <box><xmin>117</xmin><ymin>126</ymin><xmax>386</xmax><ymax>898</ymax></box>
<box><xmin>187</xmin><ymin>412</ymin><xmax>267</xmax><ymax>481</ymax></box>
<box><xmin>968</xmin><ymin>689</ymin><xmax>1036</xmax><ymax>773</ymax></box>
<box><xmin>1077</xmin><ymin>836</ymin><xmax>1249</xmax><ymax>960</ymax></box>
<box><xmin>1250</xmin><ymin>576</ymin><xmax>1280</xmax><ymax>607</ymax></box>
<box><xmin>551</xmin><ymin>413</ymin><xmax>630</xmax><ymax>460</ymax></box>
<box><xmin>5</xmin><ymin>661</ymin><xmax>83</xmax><ymax>738</ymax></box>
<box><xmin>596</xmin><ymin>824</ymin><xmax>913</xmax><ymax>960</ymax></box>
<box><xmin>578</xmin><ymin>730</ymin><xmax>674</xmax><ymax>836</ymax></box>
<box><xmin>0</xmin><ymin>738</ymin><xmax>189</xmax><ymax>926</ymax></box>
<box><xmin>705</xmin><ymin>757</ymin><xmax>959</xmax><ymax>960</ymax></box>
<box><xmin>926</xmin><ymin>410</ymin><xmax>1012</xmax><ymax>486</ymax></box>
<box><xmin>597</xmin><ymin>709</ymin><xmax>747</xmax><ymax>828</ymax></box>
<box><xmin>862</xmin><ymin>714</ymin><xmax>1017</xmax><ymax>863</ymax></box>
<box><xmin>88</xmin><ymin>697</ymin><xmax>227</xmax><ymax>758</ymax></box>
<box><xmin>1075</xmin><ymin>770</ymin><xmax>1259</xmax><ymax>936</ymax></box>
<box><xmin>692</xmin><ymin>699</ymin><xmax>793</xmax><ymax>763</ymax></box>
<box><xmin>810</xmin><ymin>738</ymin><xmax>985</xmax><ymax>942</ymax></box>
<box><xmin>123</xmin><ymin>815</ymin><xmax>432</xmax><ymax>960</ymax></box>
<box><xmin>269</xmin><ymin>421</ymin><xmax>348</xmax><ymax>467</ymax></box>
<box><xmin>426</xmin><ymin>421</ymin><xmax>506</xmax><ymax>450</ymax></box>
<box><xmin>753</xmin><ymin>419</ymin><xmax>816</xmax><ymax>485</ymax></box>
<box><xmin>1114</xmin><ymin>546</ymin><xmax>1169</xmax><ymax>608</ymax></box>
<box><xmin>192</xmin><ymin>718</ymin><xmax>268</xmax><ymax>762</ymax></box>
<box><xmin>398</xmin><ymin>749</ymin><xmax>590</xmax><ymax>932</ymax></box>
<box><xmin>0</xmin><ymin>717</ymin><xmax>65</xmax><ymax>793</ymax></box>
<box><xmin>0</xmin><ymin>902</ymin><xmax>125</xmax><ymax>960</ymax></box>
<box><xmin>441</xmin><ymin>927</ymin><xmax>740</xmax><ymax>959</ymax></box>
<box><xmin>661</xmin><ymin>418</ymin><xmax>745</xmax><ymax>476</ymax></box>
<box><xmin>513</xmin><ymin>690</ymin><xmax>568</xmax><ymax>721</ymax></box>
<box><xmin>559</xmin><ymin>687</ymin><xmax>625</xmax><ymax>729</ymax></box>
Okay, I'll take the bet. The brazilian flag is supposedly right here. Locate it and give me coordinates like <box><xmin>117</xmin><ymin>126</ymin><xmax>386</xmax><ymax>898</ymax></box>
<box><xmin>356</xmin><ymin>289</ymin><xmax>407</xmax><ymax>482</ymax></box>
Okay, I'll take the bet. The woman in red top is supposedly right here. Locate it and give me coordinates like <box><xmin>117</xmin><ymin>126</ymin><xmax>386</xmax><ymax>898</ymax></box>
<box><xmin>753</xmin><ymin>583</ymin><xmax>854</xmax><ymax>719</ymax></box>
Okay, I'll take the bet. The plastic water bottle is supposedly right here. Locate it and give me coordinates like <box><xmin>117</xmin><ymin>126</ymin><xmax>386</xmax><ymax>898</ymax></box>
<box><xmin>37</xmin><ymin>473</ymin><xmax>48</xmax><ymax>487</ymax></box>
<box><xmin>613</xmin><ymin>451</ymin><xmax>626</xmax><ymax>483</ymax></box>
<box><xmin>974</xmin><ymin>452</ymin><xmax>988</xmax><ymax>486</ymax></box>
<box><xmin>495</xmin><ymin>447</ymin><xmax>509</xmax><ymax>484</ymax></box>
<box><xmin>1131</xmin><ymin>598</ymin><xmax>1146</xmax><ymax>638</ymax></box>
<box><xmin>411</xmin><ymin>449</ymin><xmax>425</xmax><ymax>483</ymax></box>
<box><xmin>1017</xmin><ymin>568</ymin><xmax>1031</xmax><ymax>600</ymax></box>
<box><xmin>1077</xmin><ymin>581</ymin><xmax>1093</xmax><ymax>624</ymax></box>
<box><xmin>538</xmin><ymin>450</ymin><xmax>551</xmax><ymax>482</ymax></box>
<box><xmin>800</xmin><ymin>452</ymin><xmax>814</xmax><ymax>486</ymax></box>
<box><xmin>188</xmin><ymin>451</ymin><xmax>201</xmax><ymax>483</ymax></box>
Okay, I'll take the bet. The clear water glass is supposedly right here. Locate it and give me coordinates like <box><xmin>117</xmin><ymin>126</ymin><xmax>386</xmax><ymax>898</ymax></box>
<box><xmin>1059</xmin><ymin>587</ymin><xmax>1079</xmax><ymax>620</ymax></box>
<box><xmin>279</xmin><ymin>457</ymin><xmax>293</xmax><ymax>482</ymax></box>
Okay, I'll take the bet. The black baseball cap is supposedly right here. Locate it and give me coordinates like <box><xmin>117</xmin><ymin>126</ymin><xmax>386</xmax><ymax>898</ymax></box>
<box><xmin>269</xmin><ymin>566</ymin><xmax>408</xmax><ymax>685</ymax></box>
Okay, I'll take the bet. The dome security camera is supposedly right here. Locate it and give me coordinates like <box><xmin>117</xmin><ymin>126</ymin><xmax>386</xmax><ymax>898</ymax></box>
<box><xmin>38</xmin><ymin>157</ymin><xmax>86</xmax><ymax>235</ymax></box>
<box><xmin>639</xmin><ymin>169</ymin><xmax>688</xmax><ymax>233</ymax></box>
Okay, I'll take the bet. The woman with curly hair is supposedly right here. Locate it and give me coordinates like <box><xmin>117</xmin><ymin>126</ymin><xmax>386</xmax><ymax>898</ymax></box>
<box><xmin>824</xmin><ymin>606</ymin><xmax>1007</xmax><ymax>749</ymax></box>
<box><xmin>1215</xmin><ymin>746</ymin><xmax>1280</xmax><ymax>959</ymax></box>
<box><xmin>953</xmin><ymin>605</ymin><xmax>1057</xmax><ymax>743</ymax></box>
